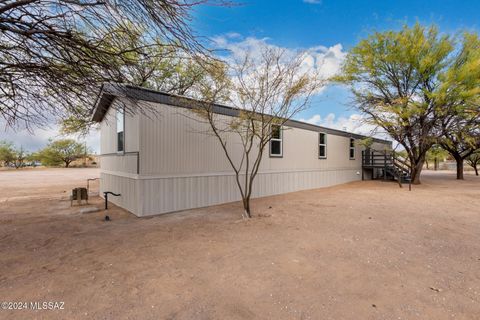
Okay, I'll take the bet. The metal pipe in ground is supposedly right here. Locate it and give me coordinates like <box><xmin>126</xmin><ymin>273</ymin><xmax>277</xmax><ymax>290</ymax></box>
<box><xmin>103</xmin><ymin>191</ymin><xmax>121</xmax><ymax>210</ymax></box>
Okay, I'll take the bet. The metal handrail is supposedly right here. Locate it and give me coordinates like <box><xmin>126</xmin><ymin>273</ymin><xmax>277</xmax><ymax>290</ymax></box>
<box><xmin>393</xmin><ymin>157</ymin><xmax>410</xmax><ymax>172</ymax></box>
<box><xmin>362</xmin><ymin>149</ymin><xmax>412</xmax><ymax>189</ymax></box>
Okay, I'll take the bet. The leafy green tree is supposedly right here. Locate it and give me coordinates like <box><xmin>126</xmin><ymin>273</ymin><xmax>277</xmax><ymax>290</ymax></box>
<box><xmin>436</xmin><ymin>33</ymin><xmax>480</xmax><ymax>179</ymax></box>
<box><xmin>394</xmin><ymin>150</ymin><xmax>408</xmax><ymax>159</ymax></box>
<box><xmin>37</xmin><ymin>139</ymin><xmax>86</xmax><ymax>168</ymax></box>
<box><xmin>0</xmin><ymin>141</ymin><xmax>15</xmax><ymax>167</ymax></box>
<box><xmin>0</xmin><ymin>141</ymin><xmax>29</xmax><ymax>168</ymax></box>
<box><xmin>467</xmin><ymin>151</ymin><xmax>480</xmax><ymax>176</ymax></box>
<box><xmin>357</xmin><ymin>137</ymin><xmax>374</xmax><ymax>149</ymax></box>
<box><xmin>337</xmin><ymin>24</ymin><xmax>460</xmax><ymax>184</ymax></box>
<box><xmin>12</xmin><ymin>146</ymin><xmax>28</xmax><ymax>169</ymax></box>
<box><xmin>425</xmin><ymin>145</ymin><xmax>449</xmax><ymax>170</ymax></box>
<box><xmin>439</xmin><ymin>120</ymin><xmax>479</xmax><ymax>178</ymax></box>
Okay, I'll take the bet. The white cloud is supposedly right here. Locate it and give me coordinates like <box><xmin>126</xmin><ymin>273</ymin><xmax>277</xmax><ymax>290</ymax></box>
<box><xmin>2</xmin><ymin>34</ymin><xmax>347</xmax><ymax>153</ymax></box>
<box><xmin>210</xmin><ymin>34</ymin><xmax>390</xmax><ymax>140</ymax></box>
<box><xmin>212</xmin><ymin>35</ymin><xmax>347</xmax><ymax>93</ymax></box>
<box><xmin>303</xmin><ymin>0</ymin><xmax>322</xmax><ymax>4</ymax></box>
<box><xmin>298</xmin><ymin>113</ymin><xmax>390</xmax><ymax>141</ymax></box>
<box><xmin>225</xmin><ymin>32</ymin><xmax>242</xmax><ymax>39</ymax></box>
<box><xmin>301</xmin><ymin>114</ymin><xmax>322</xmax><ymax>125</ymax></box>
<box><xmin>0</xmin><ymin>122</ymin><xmax>100</xmax><ymax>154</ymax></box>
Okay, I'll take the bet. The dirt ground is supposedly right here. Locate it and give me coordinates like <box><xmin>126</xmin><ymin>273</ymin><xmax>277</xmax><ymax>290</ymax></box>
<box><xmin>1</xmin><ymin>168</ymin><xmax>479</xmax><ymax>320</ymax></box>
<box><xmin>0</xmin><ymin>167</ymin><xmax>101</xmax><ymax>202</ymax></box>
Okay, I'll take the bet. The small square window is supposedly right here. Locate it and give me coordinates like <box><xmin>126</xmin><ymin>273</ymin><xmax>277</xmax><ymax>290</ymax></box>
<box><xmin>270</xmin><ymin>125</ymin><xmax>283</xmax><ymax>157</ymax></box>
<box><xmin>319</xmin><ymin>133</ymin><xmax>327</xmax><ymax>158</ymax></box>
<box><xmin>349</xmin><ymin>138</ymin><xmax>355</xmax><ymax>159</ymax></box>
<box><xmin>271</xmin><ymin>125</ymin><xmax>281</xmax><ymax>139</ymax></box>
<box><xmin>271</xmin><ymin>140</ymin><xmax>282</xmax><ymax>155</ymax></box>
<box><xmin>117</xmin><ymin>107</ymin><xmax>125</xmax><ymax>153</ymax></box>
<box><xmin>319</xmin><ymin>133</ymin><xmax>326</xmax><ymax>145</ymax></box>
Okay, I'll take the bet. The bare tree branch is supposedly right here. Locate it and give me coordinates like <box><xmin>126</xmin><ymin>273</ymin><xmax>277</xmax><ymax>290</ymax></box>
<box><xmin>0</xmin><ymin>0</ymin><xmax>228</xmax><ymax>129</ymax></box>
<box><xmin>190</xmin><ymin>45</ymin><xmax>324</xmax><ymax>218</ymax></box>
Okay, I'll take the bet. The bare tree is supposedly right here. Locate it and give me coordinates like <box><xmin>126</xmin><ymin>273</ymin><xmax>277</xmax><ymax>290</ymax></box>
<box><xmin>59</xmin><ymin>38</ymin><xmax>215</xmax><ymax>136</ymax></box>
<box><xmin>192</xmin><ymin>46</ymin><xmax>323</xmax><ymax>218</ymax></box>
<box><xmin>0</xmin><ymin>0</ymin><xmax>223</xmax><ymax>129</ymax></box>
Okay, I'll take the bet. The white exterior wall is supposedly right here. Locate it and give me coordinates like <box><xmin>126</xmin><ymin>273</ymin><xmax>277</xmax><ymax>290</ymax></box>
<box><xmin>99</xmin><ymin>99</ymin><xmax>141</xmax><ymax>211</ymax></box>
<box><xmin>99</xmin><ymin>99</ymin><xmax>140</xmax><ymax>174</ymax></box>
<box><xmin>138</xmin><ymin>103</ymin><xmax>367</xmax><ymax>175</ymax></box>
<box><xmin>99</xmin><ymin>99</ymin><xmax>390</xmax><ymax>216</ymax></box>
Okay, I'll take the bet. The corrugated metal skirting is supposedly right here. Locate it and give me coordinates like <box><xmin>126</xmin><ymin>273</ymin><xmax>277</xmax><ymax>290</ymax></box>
<box><xmin>101</xmin><ymin>168</ymin><xmax>360</xmax><ymax>217</ymax></box>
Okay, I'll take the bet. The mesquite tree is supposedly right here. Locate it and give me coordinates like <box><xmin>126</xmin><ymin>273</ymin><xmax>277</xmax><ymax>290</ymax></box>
<box><xmin>337</xmin><ymin>24</ymin><xmax>456</xmax><ymax>184</ymax></box>
<box><xmin>425</xmin><ymin>144</ymin><xmax>448</xmax><ymax>170</ymax></box>
<box><xmin>36</xmin><ymin>139</ymin><xmax>86</xmax><ymax>167</ymax></box>
<box><xmin>193</xmin><ymin>46</ymin><xmax>323</xmax><ymax>218</ymax></box>
<box><xmin>59</xmin><ymin>31</ymin><xmax>214</xmax><ymax>136</ymax></box>
<box><xmin>439</xmin><ymin>118</ymin><xmax>480</xmax><ymax>179</ymax></box>
<box><xmin>0</xmin><ymin>0</ymin><xmax>220</xmax><ymax>129</ymax></box>
<box><xmin>437</xmin><ymin>33</ymin><xmax>480</xmax><ymax>179</ymax></box>
<box><xmin>0</xmin><ymin>140</ymin><xmax>28</xmax><ymax>168</ymax></box>
<box><xmin>467</xmin><ymin>151</ymin><xmax>480</xmax><ymax>176</ymax></box>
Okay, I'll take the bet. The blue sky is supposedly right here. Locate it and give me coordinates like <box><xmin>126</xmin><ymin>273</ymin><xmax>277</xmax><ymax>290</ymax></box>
<box><xmin>3</xmin><ymin>0</ymin><xmax>479</xmax><ymax>152</ymax></box>
<box><xmin>193</xmin><ymin>0</ymin><xmax>479</xmax><ymax>48</ymax></box>
<box><xmin>191</xmin><ymin>0</ymin><xmax>480</xmax><ymax>132</ymax></box>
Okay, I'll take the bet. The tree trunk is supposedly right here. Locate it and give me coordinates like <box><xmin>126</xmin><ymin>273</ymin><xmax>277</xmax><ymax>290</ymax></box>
<box><xmin>410</xmin><ymin>158</ymin><xmax>425</xmax><ymax>185</ymax></box>
<box><xmin>411</xmin><ymin>167</ymin><xmax>422</xmax><ymax>184</ymax></box>
<box><xmin>455</xmin><ymin>156</ymin><xmax>464</xmax><ymax>180</ymax></box>
<box><xmin>242</xmin><ymin>197</ymin><xmax>251</xmax><ymax>219</ymax></box>
<box><xmin>65</xmin><ymin>161</ymin><xmax>70</xmax><ymax>168</ymax></box>
<box><xmin>474</xmin><ymin>165</ymin><xmax>479</xmax><ymax>176</ymax></box>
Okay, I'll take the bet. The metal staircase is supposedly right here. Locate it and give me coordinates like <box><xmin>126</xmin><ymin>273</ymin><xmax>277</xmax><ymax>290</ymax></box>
<box><xmin>362</xmin><ymin>149</ymin><xmax>411</xmax><ymax>183</ymax></box>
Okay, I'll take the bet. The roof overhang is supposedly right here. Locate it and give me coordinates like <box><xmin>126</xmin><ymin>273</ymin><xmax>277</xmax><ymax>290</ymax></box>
<box><xmin>91</xmin><ymin>83</ymin><xmax>392</xmax><ymax>145</ymax></box>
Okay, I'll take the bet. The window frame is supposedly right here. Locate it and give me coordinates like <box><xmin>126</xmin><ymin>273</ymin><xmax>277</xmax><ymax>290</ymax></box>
<box><xmin>116</xmin><ymin>106</ymin><xmax>125</xmax><ymax>154</ymax></box>
<box><xmin>318</xmin><ymin>132</ymin><xmax>327</xmax><ymax>159</ymax></box>
<box><xmin>349</xmin><ymin>138</ymin><xmax>355</xmax><ymax>160</ymax></box>
<box><xmin>269</xmin><ymin>125</ymin><xmax>283</xmax><ymax>158</ymax></box>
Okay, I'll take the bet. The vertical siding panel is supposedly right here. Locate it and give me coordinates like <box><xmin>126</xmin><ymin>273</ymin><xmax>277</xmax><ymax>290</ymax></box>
<box><xmin>100</xmin><ymin>98</ymin><xmax>388</xmax><ymax>216</ymax></box>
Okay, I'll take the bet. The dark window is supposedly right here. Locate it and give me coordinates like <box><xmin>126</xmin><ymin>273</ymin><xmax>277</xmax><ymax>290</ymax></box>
<box><xmin>117</xmin><ymin>107</ymin><xmax>124</xmax><ymax>152</ymax></box>
<box><xmin>349</xmin><ymin>138</ymin><xmax>355</xmax><ymax>159</ymax></box>
<box><xmin>270</xmin><ymin>125</ymin><xmax>282</xmax><ymax>157</ymax></box>
<box><xmin>319</xmin><ymin>133</ymin><xmax>327</xmax><ymax>158</ymax></box>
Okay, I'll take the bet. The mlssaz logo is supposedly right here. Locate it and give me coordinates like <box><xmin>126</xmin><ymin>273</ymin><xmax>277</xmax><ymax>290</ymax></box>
<box><xmin>30</xmin><ymin>301</ymin><xmax>65</xmax><ymax>310</ymax></box>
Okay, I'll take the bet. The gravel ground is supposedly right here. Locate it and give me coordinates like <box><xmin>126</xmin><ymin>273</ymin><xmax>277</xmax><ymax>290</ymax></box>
<box><xmin>0</xmin><ymin>168</ymin><xmax>479</xmax><ymax>320</ymax></box>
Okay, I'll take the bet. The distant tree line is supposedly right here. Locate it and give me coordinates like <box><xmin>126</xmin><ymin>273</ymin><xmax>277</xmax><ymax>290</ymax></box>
<box><xmin>0</xmin><ymin>139</ymin><xmax>88</xmax><ymax>168</ymax></box>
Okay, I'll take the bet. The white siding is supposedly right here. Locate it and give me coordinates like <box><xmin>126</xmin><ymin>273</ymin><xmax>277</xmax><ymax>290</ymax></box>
<box><xmin>99</xmin><ymin>99</ymin><xmax>391</xmax><ymax>217</ymax></box>
<box><xmin>99</xmin><ymin>99</ymin><xmax>140</xmax><ymax>174</ymax></box>
<box><xmin>140</xmin><ymin>169</ymin><xmax>360</xmax><ymax>216</ymax></box>
<box><xmin>100</xmin><ymin>173</ymin><xmax>142</xmax><ymax>214</ymax></box>
<box><xmin>138</xmin><ymin>104</ymin><xmax>366</xmax><ymax>175</ymax></box>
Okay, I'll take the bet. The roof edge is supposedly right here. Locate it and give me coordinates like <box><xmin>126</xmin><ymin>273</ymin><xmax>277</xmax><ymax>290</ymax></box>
<box><xmin>91</xmin><ymin>83</ymin><xmax>392</xmax><ymax>145</ymax></box>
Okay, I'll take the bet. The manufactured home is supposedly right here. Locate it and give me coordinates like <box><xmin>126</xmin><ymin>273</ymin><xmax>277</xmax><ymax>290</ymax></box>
<box><xmin>92</xmin><ymin>84</ymin><xmax>392</xmax><ymax>217</ymax></box>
